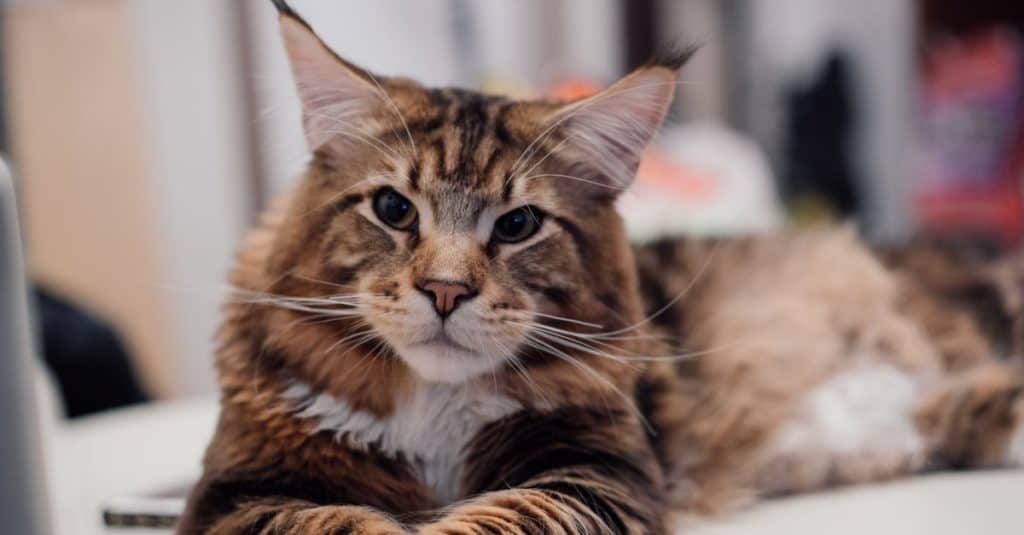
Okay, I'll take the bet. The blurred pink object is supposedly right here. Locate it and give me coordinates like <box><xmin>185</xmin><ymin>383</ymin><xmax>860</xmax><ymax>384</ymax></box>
<box><xmin>620</xmin><ymin>122</ymin><xmax>784</xmax><ymax>242</ymax></box>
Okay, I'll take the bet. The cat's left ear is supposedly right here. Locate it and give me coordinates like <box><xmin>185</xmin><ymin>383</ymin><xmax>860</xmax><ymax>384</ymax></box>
<box><xmin>548</xmin><ymin>50</ymin><xmax>694</xmax><ymax>189</ymax></box>
<box><xmin>273</xmin><ymin>0</ymin><xmax>385</xmax><ymax>152</ymax></box>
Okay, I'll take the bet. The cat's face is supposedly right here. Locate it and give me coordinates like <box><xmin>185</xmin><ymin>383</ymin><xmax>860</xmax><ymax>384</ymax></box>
<box><xmin>258</xmin><ymin>8</ymin><xmax>684</xmax><ymax>385</ymax></box>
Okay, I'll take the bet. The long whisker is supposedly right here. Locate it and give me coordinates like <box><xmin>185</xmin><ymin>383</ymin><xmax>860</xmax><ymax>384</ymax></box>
<box><xmin>513</xmin><ymin>320</ymin><xmax>662</xmax><ymax>343</ymax></box>
<box><xmin>523</xmin><ymin>311</ymin><xmax>605</xmax><ymax>330</ymax></box>
<box><xmin>521</xmin><ymin>334</ymin><xmax>652</xmax><ymax>432</ymax></box>
<box><xmin>528</xmin><ymin>326</ymin><xmax>747</xmax><ymax>363</ymax></box>
<box><xmin>590</xmin><ymin>243</ymin><xmax>719</xmax><ymax>339</ymax></box>
<box><xmin>305</xmin><ymin>111</ymin><xmax>402</xmax><ymax>161</ymax></box>
<box><xmin>362</xmin><ymin>71</ymin><xmax>418</xmax><ymax>160</ymax></box>
<box><xmin>521</xmin><ymin>173</ymin><xmax>627</xmax><ymax>191</ymax></box>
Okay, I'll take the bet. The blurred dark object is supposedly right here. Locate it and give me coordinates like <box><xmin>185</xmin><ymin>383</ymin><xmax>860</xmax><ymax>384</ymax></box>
<box><xmin>35</xmin><ymin>286</ymin><xmax>149</xmax><ymax>418</ymax></box>
<box><xmin>921</xmin><ymin>0</ymin><xmax>1024</xmax><ymax>39</ymax></box>
<box><xmin>622</xmin><ymin>0</ymin><xmax>657</xmax><ymax>71</ymax></box>
<box><xmin>784</xmin><ymin>52</ymin><xmax>861</xmax><ymax>218</ymax></box>
<box><xmin>915</xmin><ymin>28</ymin><xmax>1024</xmax><ymax>249</ymax></box>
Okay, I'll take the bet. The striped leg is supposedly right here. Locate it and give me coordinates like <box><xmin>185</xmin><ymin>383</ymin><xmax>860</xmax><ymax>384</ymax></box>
<box><xmin>419</xmin><ymin>489</ymin><xmax>610</xmax><ymax>535</ymax></box>
<box><xmin>421</xmin><ymin>407</ymin><xmax>667</xmax><ymax>535</ymax></box>
<box><xmin>204</xmin><ymin>499</ymin><xmax>409</xmax><ymax>535</ymax></box>
<box><xmin>916</xmin><ymin>363</ymin><xmax>1024</xmax><ymax>469</ymax></box>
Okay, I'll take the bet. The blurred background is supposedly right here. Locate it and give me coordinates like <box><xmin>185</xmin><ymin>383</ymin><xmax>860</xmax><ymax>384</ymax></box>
<box><xmin>3</xmin><ymin>1</ymin><xmax>1024</xmax><ymax>533</ymax></box>
<box><xmin>3</xmin><ymin>0</ymin><xmax>1024</xmax><ymax>417</ymax></box>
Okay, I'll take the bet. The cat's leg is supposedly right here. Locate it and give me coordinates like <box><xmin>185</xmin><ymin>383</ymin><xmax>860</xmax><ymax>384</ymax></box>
<box><xmin>419</xmin><ymin>489</ymin><xmax>624</xmax><ymax>535</ymax></box>
<box><xmin>177</xmin><ymin>475</ymin><xmax>414</xmax><ymax>535</ymax></box>
<box><xmin>418</xmin><ymin>407</ymin><xmax>667</xmax><ymax>535</ymax></box>
<box><xmin>915</xmin><ymin>363</ymin><xmax>1024</xmax><ymax>470</ymax></box>
<box><xmin>204</xmin><ymin>499</ymin><xmax>408</xmax><ymax>535</ymax></box>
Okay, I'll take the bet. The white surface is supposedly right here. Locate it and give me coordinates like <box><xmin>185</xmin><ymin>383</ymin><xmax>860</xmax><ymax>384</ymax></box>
<box><xmin>43</xmin><ymin>397</ymin><xmax>1024</xmax><ymax>535</ymax></box>
<box><xmin>687</xmin><ymin>471</ymin><xmax>1024</xmax><ymax>535</ymax></box>
<box><xmin>45</xmin><ymin>397</ymin><xmax>218</xmax><ymax>535</ymax></box>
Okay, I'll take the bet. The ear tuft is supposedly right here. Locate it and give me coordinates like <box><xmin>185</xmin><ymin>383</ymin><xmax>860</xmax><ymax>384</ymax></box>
<box><xmin>270</xmin><ymin>0</ymin><xmax>304</xmax><ymax>21</ymax></box>
<box><xmin>647</xmin><ymin>44</ymin><xmax>700</xmax><ymax>71</ymax></box>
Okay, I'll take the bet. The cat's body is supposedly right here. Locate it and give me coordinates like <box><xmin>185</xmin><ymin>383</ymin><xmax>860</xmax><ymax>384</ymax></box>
<box><xmin>634</xmin><ymin>232</ymin><xmax>1024</xmax><ymax>514</ymax></box>
<box><xmin>179</xmin><ymin>3</ymin><xmax>1024</xmax><ymax>534</ymax></box>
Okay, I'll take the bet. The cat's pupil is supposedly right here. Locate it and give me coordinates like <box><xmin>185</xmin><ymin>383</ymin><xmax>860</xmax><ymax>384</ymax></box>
<box><xmin>383</xmin><ymin>195</ymin><xmax>408</xmax><ymax>221</ymax></box>
<box><xmin>503</xmin><ymin>212</ymin><xmax>526</xmax><ymax>233</ymax></box>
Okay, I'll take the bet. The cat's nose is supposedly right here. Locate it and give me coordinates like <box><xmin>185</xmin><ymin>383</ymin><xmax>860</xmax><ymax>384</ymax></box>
<box><xmin>416</xmin><ymin>280</ymin><xmax>477</xmax><ymax>318</ymax></box>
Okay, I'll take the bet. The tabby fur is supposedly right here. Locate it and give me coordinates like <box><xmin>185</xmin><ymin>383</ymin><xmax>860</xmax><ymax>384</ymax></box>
<box><xmin>178</xmin><ymin>3</ymin><xmax>1024</xmax><ymax>533</ymax></box>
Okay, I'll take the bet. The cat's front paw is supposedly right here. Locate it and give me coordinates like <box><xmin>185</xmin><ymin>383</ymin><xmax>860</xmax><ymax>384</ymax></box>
<box><xmin>350</xmin><ymin>523</ymin><xmax>413</xmax><ymax>535</ymax></box>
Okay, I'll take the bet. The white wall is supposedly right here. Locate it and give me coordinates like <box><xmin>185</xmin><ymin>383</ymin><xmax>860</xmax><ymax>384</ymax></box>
<box><xmin>659</xmin><ymin>0</ymin><xmax>730</xmax><ymax>121</ymax></box>
<box><xmin>131</xmin><ymin>0</ymin><xmax>252</xmax><ymax>396</ymax></box>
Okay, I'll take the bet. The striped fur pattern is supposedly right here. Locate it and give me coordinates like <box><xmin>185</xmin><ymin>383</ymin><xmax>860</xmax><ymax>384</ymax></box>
<box><xmin>633</xmin><ymin>232</ymin><xmax>1024</xmax><ymax>514</ymax></box>
<box><xmin>179</xmin><ymin>2</ymin><xmax>1024</xmax><ymax>533</ymax></box>
<box><xmin>180</xmin><ymin>2</ymin><xmax>674</xmax><ymax>533</ymax></box>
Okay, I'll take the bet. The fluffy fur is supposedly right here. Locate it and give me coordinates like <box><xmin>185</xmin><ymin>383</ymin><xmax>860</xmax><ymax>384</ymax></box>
<box><xmin>178</xmin><ymin>3</ymin><xmax>1024</xmax><ymax>534</ymax></box>
<box><xmin>633</xmin><ymin>233</ymin><xmax>1024</xmax><ymax>513</ymax></box>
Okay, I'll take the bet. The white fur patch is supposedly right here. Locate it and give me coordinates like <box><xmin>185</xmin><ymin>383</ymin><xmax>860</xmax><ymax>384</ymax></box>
<box><xmin>284</xmin><ymin>381</ymin><xmax>522</xmax><ymax>504</ymax></box>
<box><xmin>759</xmin><ymin>363</ymin><xmax>926</xmax><ymax>492</ymax></box>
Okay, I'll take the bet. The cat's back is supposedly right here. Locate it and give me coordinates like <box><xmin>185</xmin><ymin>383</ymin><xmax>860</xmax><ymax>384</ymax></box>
<box><xmin>632</xmin><ymin>227</ymin><xmax>916</xmax><ymax>370</ymax></box>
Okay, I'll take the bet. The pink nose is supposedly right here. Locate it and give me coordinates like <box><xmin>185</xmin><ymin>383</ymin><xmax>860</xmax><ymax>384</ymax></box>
<box><xmin>417</xmin><ymin>280</ymin><xmax>477</xmax><ymax>318</ymax></box>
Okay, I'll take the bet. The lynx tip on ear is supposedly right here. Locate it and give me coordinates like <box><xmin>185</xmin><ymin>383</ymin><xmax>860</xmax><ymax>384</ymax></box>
<box><xmin>270</xmin><ymin>0</ymin><xmax>312</xmax><ymax>29</ymax></box>
<box><xmin>270</xmin><ymin>0</ymin><xmax>293</xmax><ymax>15</ymax></box>
<box><xmin>646</xmin><ymin>44</ymin><xmax>700</xmax><ymax>71</ymax></box>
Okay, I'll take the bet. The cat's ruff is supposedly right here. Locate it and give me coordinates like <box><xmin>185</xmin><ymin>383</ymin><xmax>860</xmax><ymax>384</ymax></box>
<box><xmin>284</xmin><ymin>380</ymin><xmax>523</xmax><ymax>505</ymax></box>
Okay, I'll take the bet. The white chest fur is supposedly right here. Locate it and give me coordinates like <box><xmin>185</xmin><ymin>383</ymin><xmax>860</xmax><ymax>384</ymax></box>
<box><xmin>283</xmin><ymin>381</ymin><xmax>522</xmax><ymax>504</ymax></box>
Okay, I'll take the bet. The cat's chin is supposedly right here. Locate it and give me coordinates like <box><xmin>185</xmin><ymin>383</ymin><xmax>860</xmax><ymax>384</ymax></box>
<box><xmin>396</xmin><ymin>340</ymin><xmax>504</xmax><ymax>384</ymax></box>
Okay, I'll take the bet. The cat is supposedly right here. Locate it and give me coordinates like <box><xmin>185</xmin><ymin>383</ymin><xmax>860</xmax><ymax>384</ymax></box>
<box><xmin>177</xmin><ymin>2</ymin><xmax>1024</xmax><ymax>533</ymax></box>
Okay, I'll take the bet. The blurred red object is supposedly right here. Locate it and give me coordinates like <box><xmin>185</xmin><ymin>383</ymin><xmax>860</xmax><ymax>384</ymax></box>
<box><xmin>548</xmin><ymin>79</ymin><xmax>602</xmax><ymax>102</ymax></box>
<box><xmin>916</xmin><ymin>28</ymin><xmax>1024</xmax><ymax>248</ymax></box>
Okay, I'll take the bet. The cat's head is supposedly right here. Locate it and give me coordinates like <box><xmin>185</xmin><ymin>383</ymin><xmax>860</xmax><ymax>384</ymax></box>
<box><xmin>243</xmin><ymin>2</ymin><xmax>686</xmax><ymax>390</ymax></box>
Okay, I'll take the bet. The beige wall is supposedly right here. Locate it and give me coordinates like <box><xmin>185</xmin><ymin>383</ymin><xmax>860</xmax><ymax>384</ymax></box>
<box><xmin>5</xmin><ymin>1</ymin><xmax>176</xmax><ymax>398</ymax></box>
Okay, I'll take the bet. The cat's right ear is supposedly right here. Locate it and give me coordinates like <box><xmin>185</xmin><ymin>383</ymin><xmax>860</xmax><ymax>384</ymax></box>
<box><xmin>273</xmin><ymin>1</ymin><xmax>382</xmax><ymax>151</ymax></box>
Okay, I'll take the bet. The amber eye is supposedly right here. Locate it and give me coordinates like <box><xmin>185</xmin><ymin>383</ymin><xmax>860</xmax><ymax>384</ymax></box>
<box><xmin>373</xmin><ymin>187</ymin><xmax>418</xmax><ymax>230</ymax></box>
<box><xmin>493</xmin><ymin>207</ymin><xmax>544</xmax><ymax>244</ymax></box>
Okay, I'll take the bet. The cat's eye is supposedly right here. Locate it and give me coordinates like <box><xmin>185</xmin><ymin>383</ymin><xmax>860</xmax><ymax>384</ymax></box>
<box><xmin>492</xmin><ymin>207</ymin><xmax>544</xmax><ymax>244</ymax></box>
<box><xmin>373</xmin><ymin>187</ymin><xmax>418</xmax><ymax>230</ymax></box>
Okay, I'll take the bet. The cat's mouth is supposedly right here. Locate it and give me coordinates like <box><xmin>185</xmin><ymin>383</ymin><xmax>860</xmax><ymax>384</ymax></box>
<box><xmin>395</xmin><ymin>331</ymin><xmax>504</xmax><ymax>384</ymax></box>
<box><xmin>417</xmin><ymin>333</ymin><xmax>475</xmax><ymax>353</ymax></box>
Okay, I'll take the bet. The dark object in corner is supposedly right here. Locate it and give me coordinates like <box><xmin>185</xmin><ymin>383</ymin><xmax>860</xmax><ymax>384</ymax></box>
<box><xmin>34</xmin><ymin>286</ymin><xmax>149</xmax><ymax>418</ymax></box>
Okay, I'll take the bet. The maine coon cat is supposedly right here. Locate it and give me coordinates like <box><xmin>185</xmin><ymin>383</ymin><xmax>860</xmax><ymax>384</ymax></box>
<box><xmin>179</xmin><ymin>2</ymin><xmax>1024</xmax><ymax>533</ymax></box>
